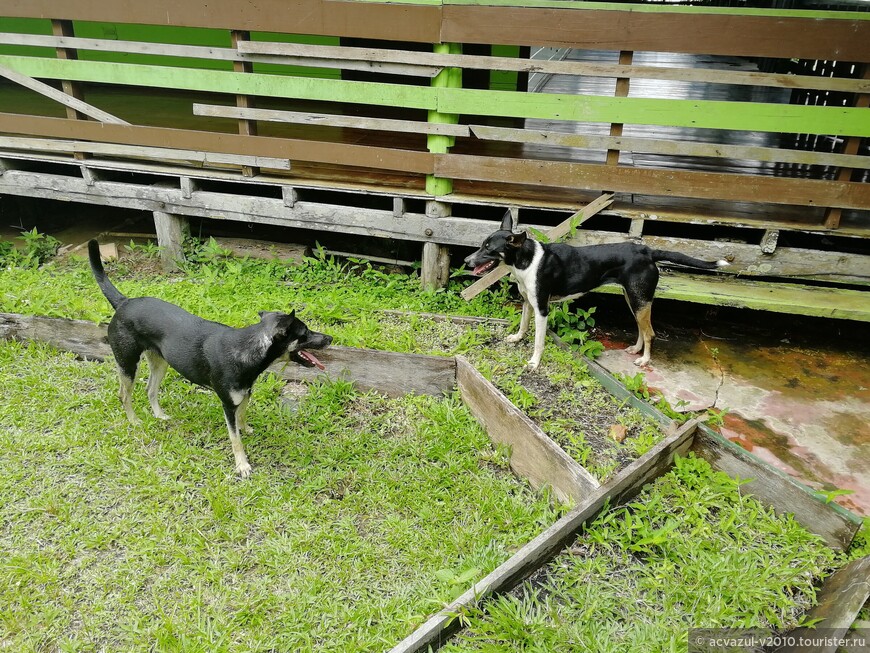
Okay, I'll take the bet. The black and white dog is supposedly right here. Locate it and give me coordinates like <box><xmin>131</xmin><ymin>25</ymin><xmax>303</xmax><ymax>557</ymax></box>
<box><xmin>464</xmin><ymin>213</ymin><xmax>728</xmax><ymax>369</ymax></box>
<box><xmin>89</xmin><ymin>239</ymin><xmax>332</xmax><ymax>477</ymax></box>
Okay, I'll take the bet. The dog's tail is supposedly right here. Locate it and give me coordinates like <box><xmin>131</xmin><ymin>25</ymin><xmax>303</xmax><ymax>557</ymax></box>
<box><xmin>651</xmin><ymin>249</ymin><xmax>729</xmax><ymax>270</ymax></box>
<box><xmin>88</xmin><ymin>239</ymin><xmax>126</xmax><ymax>309</ymax></box>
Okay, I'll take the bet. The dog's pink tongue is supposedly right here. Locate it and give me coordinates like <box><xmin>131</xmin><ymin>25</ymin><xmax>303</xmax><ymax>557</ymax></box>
<box><xmin>301</xmin><ymin>351</ymin><xmax>325</xmax><ymax>370</ymax></box>
<box><xmin>473</xmin><ymin>262</ymin><xmax>493</xmax><ymax>275</ymax></box>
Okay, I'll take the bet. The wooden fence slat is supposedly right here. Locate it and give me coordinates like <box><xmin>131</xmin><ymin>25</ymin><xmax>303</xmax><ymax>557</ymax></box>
<box><xmin>4</xmin><ymin>32</ymin><xmax>868</xmax><ymax>93</ymax></box>
<box><xmin>436</xmin><ymin>154</ymin><xmax>870</xmax><ymax>210</ymax></box>
<box><xmin>3</xmin><ymin>54</ymin><xmax>870</xmax><ymax>138</ymax></box>
<box><xmin>471</xmin><ymin>125</ymin><xmax>870</xmax><ymax>171</ymax></box>
<box><xmin>0</xmin><ymin>64</ymin><xmax>129</xmax><ymax>125</ymax></box>
<box><xmin>192</xmin><ymin>103</ymin><xmax>471</xmax><ymax>137</ymax></box>
<box><xmin>0</xmin><ymin>112</ymin><xmax>435</xmax><ymax>174</ymax></box>
<box><xmin>0</xmin><ymin>135</ymin><xmax>291</xmax><ymax>170</ymax></box>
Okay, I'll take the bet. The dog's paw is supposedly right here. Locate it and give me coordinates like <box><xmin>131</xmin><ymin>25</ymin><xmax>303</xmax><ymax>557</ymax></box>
<box><xmin>505</xmin><ymin>333</ymin><xmax>523</xmax><ymax>344</ymax></box>
<box><xmin>625</xmin><ymin>344</ymin><xmax>642</xmax><ymax>355</ymax></box>
<box><xmin>242</xmin><ymin>425</ymin><xmax>254</xmax><ymax>435</ymax></box>
<box><xmin>236</xmin><ymin>462</ymin><xmax>253</xmax><ymax>478</ymax></box>
<box><xmin>633</xmin><ymin>356</ymin><xmax>651</xmax><ymax>367</ymax></box>
<box><xmin>153</xmin><ymin>412</ymin><xmax>171</xmax><ymax>421</ymax></box>
<box><xmin>525</xmin><ymin>359</ymin><xmax>540</xmax><ymax>372</ymax></box>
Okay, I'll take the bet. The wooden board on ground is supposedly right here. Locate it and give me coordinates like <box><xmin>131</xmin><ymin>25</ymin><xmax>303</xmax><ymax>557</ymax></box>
<box><xmin>0</xmin><ymin>314</ymin><xmax>456</xmax><ymax>398</ymax></box>
<box><xmin>388</xmin><ymin>419</ymin><xmax>698</xmax><ymax>653</ymax></box>
<box><xmin>272</xmin><ymin>345</ymin><xmax>455</xmax><ymax>398</ymax></box>
<box><xmin>456</xmin><ymin>356</ymin><xmax>599</xmax><ymax>503</ymax></box>
<box><xmin>780</xmin><ymin>556</ymin><xmax>870</xmax><ymax>653</ymax></box>
<box><xmin>691</xmin><ymin>424</ymin><xmax>862</xmax><ymax>552</ymax></box>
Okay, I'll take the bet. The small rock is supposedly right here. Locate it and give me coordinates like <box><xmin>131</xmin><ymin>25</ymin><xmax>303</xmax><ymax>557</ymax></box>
<box><xmin>609</xmin><ymin>424</ymin><xmax>627</xmax><ymax>443</ymax></box>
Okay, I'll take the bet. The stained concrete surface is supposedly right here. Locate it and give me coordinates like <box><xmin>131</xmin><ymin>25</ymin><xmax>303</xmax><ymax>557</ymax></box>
<box><xmin>592</xmin><ymin>310</ymin><xmax>870</xmax><ymax>517</ymax></box>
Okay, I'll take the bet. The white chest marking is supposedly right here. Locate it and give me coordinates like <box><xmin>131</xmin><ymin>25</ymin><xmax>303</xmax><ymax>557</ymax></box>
<box><xmin>511</xmin><ymin>241</ymin><xmax>544</xmax><ymax>307</ymax></box>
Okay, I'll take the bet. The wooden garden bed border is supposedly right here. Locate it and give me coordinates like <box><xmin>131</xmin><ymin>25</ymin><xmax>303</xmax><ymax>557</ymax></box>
<box><xmin>0</xmin><ymin>311</ymin><xmax>863</xmax><ymax>652</ymax></box>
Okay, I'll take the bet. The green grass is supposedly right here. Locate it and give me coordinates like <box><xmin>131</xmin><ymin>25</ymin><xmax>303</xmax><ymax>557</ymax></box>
<box><xmin>442</xmin><ymin>454</ymin><xmax>840</xmax><ymax>653</ymax></box>
<box><xmin>0</xmin><ymin>339</ymin><xmax>558</xmax><ymax>652</ymax></box>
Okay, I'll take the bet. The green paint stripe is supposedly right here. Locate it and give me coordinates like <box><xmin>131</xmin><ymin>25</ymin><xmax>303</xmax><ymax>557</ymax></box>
<box><xmin>436</xmin><ymin>88</ymin><xmax>870</xmax><ymax>138</ymax></box>
<box><xmin>344</xmin><ymin>0</ymin><xmax>870</xmax><ymax>20</ymax></box>
<box><xmin>0</xmin><ymin>55</ymin><xmax>437</xmax><ymax>110</ymax></box>
<box><xmin>4</xmin><ymin>55</ymin><xmax>869</xmax><ymax>136</ymax></box>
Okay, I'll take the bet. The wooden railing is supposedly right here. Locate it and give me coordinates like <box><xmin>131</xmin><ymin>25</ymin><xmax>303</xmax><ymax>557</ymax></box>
<box><xmin>0</xmin><ymin>0</ymin><xmax>868</xmax><ymax>294</ymax></box>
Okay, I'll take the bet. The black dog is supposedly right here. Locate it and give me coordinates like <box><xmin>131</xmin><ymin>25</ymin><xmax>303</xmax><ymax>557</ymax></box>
<box><xmin>89</xmin><ymin>240</ymin><xmax>332</xmax><ymax>477</ymax></box>
<box><xmin>464</xmin><ymin>212</ymin><xmax>728</xmax><ymax>369</ymax></box>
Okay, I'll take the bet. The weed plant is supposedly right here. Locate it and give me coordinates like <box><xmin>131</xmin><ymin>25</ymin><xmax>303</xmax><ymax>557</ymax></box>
<box><xmin>0</xmin><ymin>339</ymin><xmax>558</xmax><ymax>652</ymax></box>
<box><xmin>442</xmin><ymin>454</ymin><xmax>840</xmax><ymax>653</ymax></box>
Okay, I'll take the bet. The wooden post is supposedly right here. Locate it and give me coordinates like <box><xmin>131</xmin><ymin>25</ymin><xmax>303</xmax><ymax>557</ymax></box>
<box><xmin>606</xmin><ymin>50</ymin><xmax>633</xmax><ymax>168</ymax></box>
<box><xmin>421</xmin><ymin>200</ymin><xmax>451</xmax><ymax>290</ymax></box>
<box><xmin>51</xmin><ymin>19</ymin><xmax>87</xmax><ymax>161</ymax></box>
<box><xmin>426</xmin><ymin>43</ymin><xmax>460</xmax><ymax>196</ymax></box>
<box><xmin>153</xmin><ymin>210</ymin><xmax>188</xmax><ymax>272</ymax></box>
<box><xmin>231</xmin><ymin>30</ymin><xmax>259</xmax><ymax>178</ymax></box>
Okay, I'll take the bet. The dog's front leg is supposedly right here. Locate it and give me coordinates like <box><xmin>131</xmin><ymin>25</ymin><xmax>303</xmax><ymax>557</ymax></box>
<box><xmin>505</xmin><ymin>300</ymin><xmax>531</xmax><ymax>344</ymax></box>
<box><xmin>527</xmin><ymin>308</ymin><xmax>548</xmax><ymax>371</ymax></box>
<box><xmin>222</xmin><ymin>399</ymin><xmax>252</xmax><ymax>478</ymax></box>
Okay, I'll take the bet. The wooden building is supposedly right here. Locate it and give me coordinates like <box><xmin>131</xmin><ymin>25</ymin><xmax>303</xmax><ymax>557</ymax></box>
<box><xmin>0</xmin><ymin>1</ymin><xmax>868</xmax><ymax>318</ymax></box>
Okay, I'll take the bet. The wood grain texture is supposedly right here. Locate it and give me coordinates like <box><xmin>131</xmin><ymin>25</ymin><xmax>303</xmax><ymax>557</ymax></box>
<box><xmin>456</xmin><ymin>356</ymin><xmax>599</xmax><ymax>503</ymax></box>
<box><xmin>690</xmin><ymin>425</ymin><xmax>862</xmax><ymax>551</ymax></box>
<box><xmin>389</xmin><ymin>418</ymin><xmax>698</xmax><ymax>653</ymax></box>
<box><xmin>780</xmin><ymin>556</ymin><xmax>870</xmax><ymax>652</ymax></box>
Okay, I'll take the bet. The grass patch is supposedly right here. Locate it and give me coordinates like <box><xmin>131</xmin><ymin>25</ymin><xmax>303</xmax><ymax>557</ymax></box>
<box><xmin>442</xmin><ymin>454</ymin><xmax>840</xmax><ymax>653</ymax></box>
<box><xmin>0</xmin><ymin>340</ymin><xmax>558</xmax><ymax>652</ymax></box>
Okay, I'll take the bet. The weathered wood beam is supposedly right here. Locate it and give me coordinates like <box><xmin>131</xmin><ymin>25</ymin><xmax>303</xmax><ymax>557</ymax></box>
<box><xmin>470</xmin><ymin>125</ymin><xmax>870</xmax><ymax>170</ymax></box>
<box><xmin>457</xmin><ymin>356</ymin><xmax>599</xmax><ymax>503</ymax></box>
<box><xmin>389</xmin><ymin>419</ymin><xmax>699</xmax><ymax>653</ymax></box>
<box><xmin>0</xmin><ymin>63</ymin><xmax>128</xmax><ymax>125</ymax></box>
<box><xmin>192</xmin><ymin>104</ymin><xmax>470</xmax><ymax>137</ymax></box>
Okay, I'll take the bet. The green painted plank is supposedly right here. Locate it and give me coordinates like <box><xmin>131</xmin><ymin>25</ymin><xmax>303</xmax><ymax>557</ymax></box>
<box><xmin>594</xmin><ymin>274</ymin><xmax>870</xmax><ymax>322</ymax></box>
<box><xmin>435</xmin><ymin>87</ymin><xmax>870</xmax><ymax>137</ymax></box>
<box><xmin>345</xmin><ymin>0</ymin><xmax>870</xmax><ymax>20</ymax></box>
<box><xmin>2</xmin><ymin>54</ymin><xmax>869</xmax><ymax>136</ymax></box>
<box><xmin>0</xmin><ymin>54</ymin><xmax>437</xmax><ymax>109</ymax></box>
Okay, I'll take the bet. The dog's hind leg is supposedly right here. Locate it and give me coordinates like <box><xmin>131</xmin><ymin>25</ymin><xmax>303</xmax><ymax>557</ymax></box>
<box><xmin>144</xmin><ymin>350</ymin><xmax>171</xmax><ymax>420</ymax></box>
<box><xmin>506</xmin><ymin>301</ymin><xmax>531</xmax><ymax>344</ymax></box>
<box><xmin>222</xmin><ymin>394</ymin><xmax>252</xmax><ymax>478</ymax></box>
<box><xmin>115</xmin><ymin>358</ymin><xmax>141</xmax><ymax>425</ymax></box>
<box><xmin>631</xmin><ymin>303</ymin><xmax>655</xmax><ymax>366</ymax></box>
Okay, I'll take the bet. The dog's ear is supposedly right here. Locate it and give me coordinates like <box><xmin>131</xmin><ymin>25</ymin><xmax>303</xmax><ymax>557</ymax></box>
<box><xmin>507</xmin><ymin>231</ymin><xmax>527</xmax><ymax>248</ymax></box>
<box><xmin>500</xmin><ymin>210</ymin><xmax>514</xmax><ymax>232</ymax></box>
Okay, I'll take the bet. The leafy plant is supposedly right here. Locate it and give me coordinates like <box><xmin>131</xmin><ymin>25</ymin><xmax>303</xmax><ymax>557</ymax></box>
<box><xmin>0</xmin><ymin>228</ymin><xmax>61</xmax><ymax>267</ymax></box>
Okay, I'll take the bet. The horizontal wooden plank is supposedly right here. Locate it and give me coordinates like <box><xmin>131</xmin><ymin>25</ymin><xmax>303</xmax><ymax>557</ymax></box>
<box><xmin>0</xmin><ymin>313</ymin><xmax>111</xmax><ymax>360</ymax></box>
<box><xmin>0</xmin><ymin>0</ymin><xmax>443</xmax><ymax>43</ymax></box>
<box><xmin>241</xmin><ymin>39</ymin><xmax>870</xmax><ymax>94</ymax></box>
<box><xmin>3</xmin><ymin>54</ymin><xmax>869</xmax><ymax>137</ymax></box>
<box><xmin>271</xmin><ymin>345</ymin><xmax>455</xmax><ymax>397</ymax></box>
<box><xmin>0</xmin><ymin>135</ymin><xmax>291</xmax><ymax>170</ymax></box>
<box><xmin>442</xmin><ymin>6</ymin><xmax>870</xmax><ymax>61</ymax></box>
<box><xmin>389</xmin><ymin>418</ymin><xmax>698</xmax><ymax>653</ymax></box>
<box><xmin>192</xmin><ymin>103</ymin><xmax>470</xmax><ymax>137</ymax></box>
<box><xmin>691</xmin><ymin>425</ymin><xmax>861</xmax><ymax>551</ymax></box>
<box><xmin>471</xmin><ymin>125</ymin><xmax>870</xmax><ymax>171</ymax></box>
<box><xmin>0</xmin><ymin>32</ymin><xmax>439</xmax><ymax>76</ymax></box>
<box><xmin>436</xmin><ymin>154</ymin><xmax>870</xmax><ymax>210</ymax></box>
<box><xmin>0</xmin><ymin>113</ymin><xmax>435</xmax><ymax>174</ymax></box>
<box><xmin>456</xmin><ymin>356</ymin><xmax>599</xmax><ymax>503</ymax></box>
<box><xmin>0</xmin><ymin>63</ymin><xmax>128</xmax><ymax>125</ymax></box>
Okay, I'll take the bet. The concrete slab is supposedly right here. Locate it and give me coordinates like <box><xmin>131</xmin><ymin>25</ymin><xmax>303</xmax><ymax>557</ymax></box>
<box><xmin>593</xmin><ymin>323</ymin><xmax>870</xmax><ymax>517</ymax></box>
